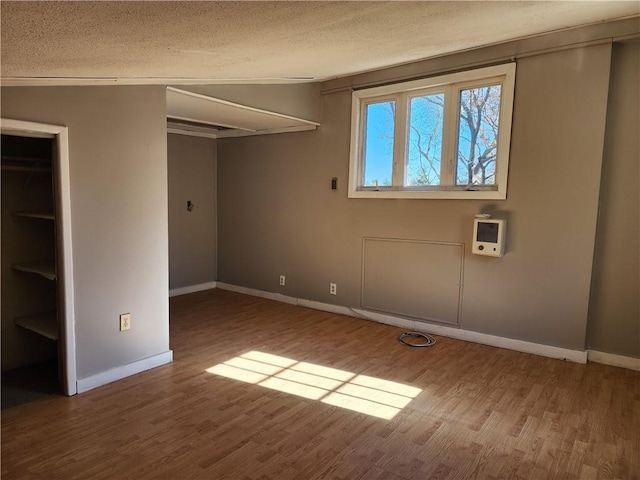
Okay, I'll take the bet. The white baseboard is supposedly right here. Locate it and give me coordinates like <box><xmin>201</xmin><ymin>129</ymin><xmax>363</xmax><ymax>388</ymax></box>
<box><xmin>297</xmin><ymin>298</ymin><xmax>357</xmax><ymax>317</ymax></box>
<box><xmin>414</xmin><ymin>318</ymin><xmax>587</xmax><ymax>363</ymax></box>
<box><xmin>169</xmin><ymin>281</ymin><xmax>217</xmax><ymax>297</ymax></box>
<box><xmin>349</xmin><ymin>308</ymin><xmax>588</xmax><ymax>362</ymax></box>
<box><xmin>215</xmin><ymin>283</ymin><xmax>588</xmax><ymax>364</ymax></box>
<box><xmin>588</xmin><ymin>350</ymin><xmax>640</xmax><ymax>371</ymax></box>
<box><xmin>216</xmin><ymin>282</ymin><xmax>298</xmax><ymax>305</ymax></box>
<box><xmin>352</xmin><ymin>308</ymin><xmax>436</xmax><ymax>331</ymax></box>
<box><xmin>77</xmin><ymin>350</ymin><xmax>173</xmax><ymax>393</ymax></box>
<box><xmin>335</xmin><ymin>305</ymin><xmax>586</xmax><ymax>363</ymax></box>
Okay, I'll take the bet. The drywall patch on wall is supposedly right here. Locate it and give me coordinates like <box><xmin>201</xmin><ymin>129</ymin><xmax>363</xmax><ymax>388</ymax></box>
<box><xmin>362</xmin><ymin>238</ymin><xmax>463</xmax><ymax>326</ymax></box>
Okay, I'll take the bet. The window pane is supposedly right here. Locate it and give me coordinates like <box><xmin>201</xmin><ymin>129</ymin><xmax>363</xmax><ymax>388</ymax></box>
<box><xmin>363</xmin><ymin>101</ymin><xmax>395</xmax><ymax>187</ymax></box>
<box><xmin>456</xmin><ymin>85</ymin><xmax>501</xmax><ymax>186</ymax></box>
<box><xmin>406</xmin><ymin>94</ymin><xmax>444</xmax><ymax>186</ymax></box>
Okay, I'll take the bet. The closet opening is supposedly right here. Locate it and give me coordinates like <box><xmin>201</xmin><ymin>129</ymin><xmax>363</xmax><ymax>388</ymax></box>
<box><xmin>1</xmin><ymin>119</ymin><xmax>76</xmax><ymax>407</ymax></box>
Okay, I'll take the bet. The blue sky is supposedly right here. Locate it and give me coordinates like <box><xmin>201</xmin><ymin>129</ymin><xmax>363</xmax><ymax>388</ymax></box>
<box><xmin>362</xmin><ymin>86</ymin><xmax>500</xmax><ymax>187</ymax></box>
<box><xmin>363</xmin><ymin>101</ymin><xmax>394</xmax><ymax>186</ymax></box>
<box><xmin>363</xmin><ymin>97</ymin><xmax>444</xmax><ymax>187</ymax></box>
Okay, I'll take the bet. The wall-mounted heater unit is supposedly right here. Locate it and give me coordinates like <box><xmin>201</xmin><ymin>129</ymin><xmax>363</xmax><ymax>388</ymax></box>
<box><xmin>472</xmin><ymin>215</ymin><xmax>506</xmax><ymax>257</ymax></box>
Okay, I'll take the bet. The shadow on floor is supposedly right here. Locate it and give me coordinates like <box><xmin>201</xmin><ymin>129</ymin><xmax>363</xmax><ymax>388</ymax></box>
<box><xmin>2</xmin><ymin>360</ymin><xmax>61</xmax><ymax>410</ymax></box>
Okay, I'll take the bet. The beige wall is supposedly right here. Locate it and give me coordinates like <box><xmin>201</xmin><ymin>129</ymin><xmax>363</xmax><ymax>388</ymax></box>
<box><xmin>1</xmin><ymin>86</ymin><xmax>170</xmax><ymax>379</ymax></box>
<box><xmin>218</xmin><ymin>43</ymin><xmax>613</xmax><ymax>352</ymax></box>
<box><xmin>588</xmin><ymin>41</ymin><xmax>640</xmax><ymax>358</ymax></box>
<box><xmin>168</xmin><ymin>133</ymin><xmax>217</xmax><ymax>290</ymax></box>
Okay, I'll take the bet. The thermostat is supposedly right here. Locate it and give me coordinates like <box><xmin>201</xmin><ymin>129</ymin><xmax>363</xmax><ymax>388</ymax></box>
<box><xmin>472</xmin><ymin>217</ymin><xmax>506</xmax><ymax>257</ymax></box>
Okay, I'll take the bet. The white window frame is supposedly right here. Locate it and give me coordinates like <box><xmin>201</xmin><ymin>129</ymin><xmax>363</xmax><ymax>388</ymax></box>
<box><xmin>348</xmin><ymin>63</ymin><xmax>516</xmax><ymax>199</ymax></box>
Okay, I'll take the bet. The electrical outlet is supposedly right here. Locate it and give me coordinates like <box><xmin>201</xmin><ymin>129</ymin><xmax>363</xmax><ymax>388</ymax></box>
<box><xmin>280</xmin><ymin>275</ymin><xmax>286</xmax><ymax>286</ymax></box>
<box><xmin>120</xmin><ymin>313</ymin><xmax>131</xmax><ymax>331</ymax></box>
<box><xmin>330</xmin><ymin>283</ymin><xmax>337</xmax><ymax>295</ymax></box>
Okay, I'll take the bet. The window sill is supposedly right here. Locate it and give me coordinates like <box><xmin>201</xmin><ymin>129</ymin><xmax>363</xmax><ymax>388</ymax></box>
<box><xmin>348</xmin><ymin>189</ymin><xmax>507</xmax><ymax>200</ymax></box>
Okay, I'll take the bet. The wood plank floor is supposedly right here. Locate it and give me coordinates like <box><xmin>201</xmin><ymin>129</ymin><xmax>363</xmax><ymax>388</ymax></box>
<box><xmin>2</xmin><ymin>289</ymin><xmax>639</xmax><ymax>479</ymax></box>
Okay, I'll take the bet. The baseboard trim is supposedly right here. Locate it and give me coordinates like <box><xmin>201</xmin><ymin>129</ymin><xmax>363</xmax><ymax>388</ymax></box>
<box><xmin>297</xmin><ymin>298</ymin><xmax>357</xmax><ymax>317</ymax></box>
<box><xmin>412</xmin><ymin>317</ymin><xmax>587</xmax><ymax>363</ymax></box>
<box><xmin>77</xmin><ymin>350</ymin><xmax>173</xmax><ymax>393</ymax></box>
<box><xmin>216</xmin><ymin>282</ymin><xmax>298</xmax><ymax>305</ymax></box>
<box><xmin>588</xmin><ymin>350</ymin><xmax>640</xmax><ymax>371</ymax></box>
<box><xmin>215</xmin><ymin>283</ymin><xmax>588</xmax><ymax>364</ymax></box>
<box><xmin>169</xmin><ymin>281</ymin><xmax>217</xmax><ymax>297</ymax></box>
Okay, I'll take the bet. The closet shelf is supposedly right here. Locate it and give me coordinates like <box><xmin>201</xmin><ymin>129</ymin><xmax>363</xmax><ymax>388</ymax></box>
<box><xmin>15</xmin><ymin>312</ymin><xmax>58</xmax><ymax>341</ymax></box>
<box><xmin>12</xmin><ymin>211</ymin><xmax>55</xmax><ymax>221</ymax></box>
<box><xmin>12</xmin><ymin>262</ymin><xmax>57</xmax><ymax>281</ymax></box>
<box><xmin>1</xmin><ymin>155</ymin><xmax>51</xmax><ymax>164</ymax></box>
<box><xmin>1</xmin><ymin>165</ymin><xmax>52</xmax><ymax>174</ymax></box>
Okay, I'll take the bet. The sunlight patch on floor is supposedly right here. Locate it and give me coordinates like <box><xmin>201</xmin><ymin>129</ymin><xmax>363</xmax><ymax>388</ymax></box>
<box><xmin>205</xmin><ymin>351</ymin><xmax>421</xmax><ymax>420</ymax></box>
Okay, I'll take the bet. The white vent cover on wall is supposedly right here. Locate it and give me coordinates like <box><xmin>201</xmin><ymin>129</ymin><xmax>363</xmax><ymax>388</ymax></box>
<box><xmin>166</xmin><ymin>87</ymin><xmax>320</xmax><ymax>139</ymax></box>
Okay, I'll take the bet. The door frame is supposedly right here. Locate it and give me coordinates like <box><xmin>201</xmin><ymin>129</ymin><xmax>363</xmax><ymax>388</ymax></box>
<box><xmin>1</xmin><ymin>118</ymin><xmax>77</xmax><ymax>395</ymax></box>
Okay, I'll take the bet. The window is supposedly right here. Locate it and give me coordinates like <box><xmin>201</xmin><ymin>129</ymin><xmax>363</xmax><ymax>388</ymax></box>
<box><xmin>348</xmin><ymin>64</ymin><xmax>516</xmax><ymax>199</ymax></box>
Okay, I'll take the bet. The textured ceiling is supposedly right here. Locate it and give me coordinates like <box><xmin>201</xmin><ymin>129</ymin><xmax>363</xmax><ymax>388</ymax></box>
<box><xmin>1</xmin><ymin>1</ymin><xmax>638</xmax><ymax>84</ymax></box>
